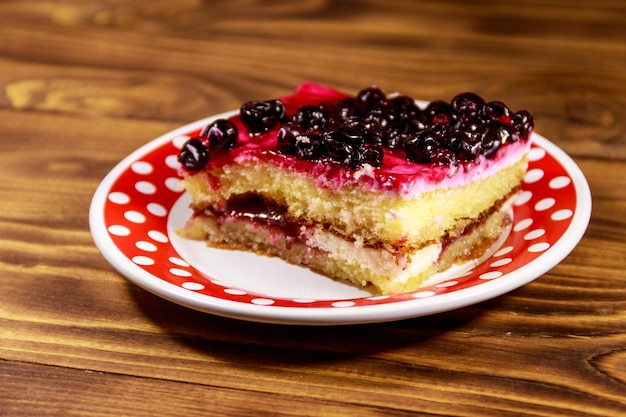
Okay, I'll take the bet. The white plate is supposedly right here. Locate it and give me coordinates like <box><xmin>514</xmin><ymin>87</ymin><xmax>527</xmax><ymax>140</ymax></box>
<box><xmin>90</xmin><ymin>112</ymin><xmax>591</xmax><ymax>325</ymax></box>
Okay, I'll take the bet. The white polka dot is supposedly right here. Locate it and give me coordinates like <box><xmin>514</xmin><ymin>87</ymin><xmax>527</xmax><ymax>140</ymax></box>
<box><xmin>131</xmin><ymin>161</ymin><xmax>154</xmax><ymax>175</ymax></box>
<box><xmin>135</xmin><ymin>241</ymin><xmax>157</xmax><ymax>252</ymax></box>
<box><xmin>524</xmin><ymin>169</ymin><xmax>544</xmax><ymax>184</ymax></box>
<box><xmin>493</xmin><ymin>246</ymin><xmax>514</xmax><ymax>257</ymax></box>
<box><xmin>147</xmin><ymin>203</ymin><xmax>167</xmax><ymax>217</ymax></box>
<box><xmin>182</xmin><ymin>282</ymin><xmax>205</xmax><ymax>291</ymax></box>
<box><xmin>412</xmin><ymin>291</ymin><xmax>436</xmax><ymax>299</ymax></box>
<box><xmin>332</xmin><ymin>301</ymin><xmax>356</xmax><ymax>308</ymax></box>
<box><xmin>165</xmin><ymin>155</ymin><xmax>180</xmax><ymax>170</ymax></box>
<box><xmin>524</xmin><ymin>229</ymin><xmax>546</xmax><ymax>240</ymax></box>
<box><xmin>224</xmin><ymin>288</ymin><xmax>247</xmax><ymax>296</ymax></box>
<box><xmin>528</xmin><ymin>147</ymin><xmax>546</xmax><ymax>161</ymax></box>
<box><xmin>436</xmin><ymin>281</ymin><xmax>458</xmax><ymax>288</ymax></box>
<box><xmin>292</xmin><ymin>298</ymin><xmax>316</xmax><ymax>304</ymax></box>
<box><xmin>132</xmin><ymin>256</ymin><xmax>155</xmax><ymax>266</ymax></box>
<box><xmin>535</xmin><ymin>198</ymin><xmax>556</xmax><ymax>211</ymax></box>
<box><xmin>169</xmin><ymin>257</ymin><xmax>189</xmax><ymax>267</ymax></box>
<box><xmin>165</xmin><ymin>177</ymin><xmax>183</xmax><ymax>192</ymax></box>
<box><xmin>251</xmin><ymin>298</ymin><xmax>275</xmax><ymax>306</ymax></box>
<box><xmin>479</xmin><ymin>271</ymin><xmax>503</xmax><ymax>280</ymax></box>
<box><xmin>549</xmin><ymin>176</ymin><xmax>571</xmax><ymax>189</ymax></box>
<box><xmin>552</xmin><ymin>209</ymin><xmax>573</xmax><ymax>221</ymax></box>
<box><xmin>514</xmin><ymin>191</ymin><xmax>533</xmax><ymax>206</ymax></box>
<box><xmin>108</xmin><ymin>225</ymin><xmax>130</xmax><ymax>236</ymax></box>
<box><xmin>148</xmin><ymin>230</ymin><xmax>168</xmax><ymax>243</ymax></box>
<box><xmin>108</xmin><ymin>192</ymin><xmax>130</xmax><ymax>204</ymax></box>
<box><xmin>514</xmin><ymin>218</ymin><xmax>533</xmax><ymax>232</ymax></box>
<box><xmin>528</xmin><ymin>242</ymin><xmax>551</xmax><ymax>252</ymax></box>
<box><xmin>170</xmin><ymin>268</ymin><xmax>192</xmax><ymax>277</ymax></box>
<box><xmin>490</xmin><ymin>258</ymin><xmax>512</xmax><ymax>267</ymax></box>
<box><xmin>172</xmin><ymin>135</ymin><xmax>190</xmax><ymax>148</ymax></box>
<box><xmin>124</xmin><ymin>211</ymin><xmax>146</xmax><ymax>224</ymax></box>
<box><xmin>135</xmin><ymin>181</ymin><xmax>157</xmax><ymax>195</ymax></box>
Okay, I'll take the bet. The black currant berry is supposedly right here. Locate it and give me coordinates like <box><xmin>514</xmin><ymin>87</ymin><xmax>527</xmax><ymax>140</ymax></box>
<box><xmin>480</xmin><ymin>101</ymin><xmax>511</xmax><ymax>124</ymax></box>
<box><xmin>494</xmin><ymin>123</ymin><xmax>515</xmax><ymax>144</ymax></box>
<box><xmin>475</xmin><ymin>125</ymin><xmax>502</xmax><ymax>159</ymax></box>
<box><xmin>356</xmin><ymin>86</ymin><xmax>386</xmax><ymax>110</ymax></box>
<box><xmin>324</xmin><ymin>130</ymin><xmax>363</xmax><ymax>169</ymax></box>
<box><xmin>511</xmin><ymin>110</ymin><xmax>534</xmax><ymax>139</ymax></box>
<box><xmin>323</xmin><ymin>126</ymin><xmax>365</xmax><ymax>147</ymax></box>
<box><xmin>397</xmin><ymin>108</ymin><xmax>428</xmax><ymax>134</ymax></box>
<box><xmin>341</xmin><ymin>116</ymin><xmax>366</xmax><ymax>136</ymax></box>
<box><xmin>429</xmin><ymin>147</ymin><xmax>457</xmax><ymax>167</ymax></box>
<box><xmin>293</xmin><ymin>105</ymin><xmax>328</xmax><ymax>132</ymax></box>
<box><xmin>389</xmin><ymin>95</ymin><xmax>418</xmax><ymax>113</ymax></box>
<box><xmin>425</xmin><ymin>100</ymin><xmax>454</xmax><ymax>127</ymax></box>
<box><xmin>276</xmin><ymin>122</ymin><xmax>303</xmax><ymax>155</ymax></box>
<box><xmin>405</xmin><ymin>130</ymin><xmax>439</xmax><ymax>164</ymax></box>
<box><xmin>199</xmin><ymin>119</ymin><xmax>238</xmax><ymax>151</ymax></box>
<box><xmin>294</xmin><ymin>133</ymin><xmax>325</xmax><ymax>160</ymax></box>
<box><xmin>446</xmin><ymin>131</ymin><xmax>482</xmax><ymax>162</ymax></box>
<box><xmin>178</xmin><ymin>138</ymin><xmax>210</xmax><ymax>171</ymax></box>
<box><xmin>451</xmin><ymin>92</ymin><xmax>485</xmax><ymax>117</ymax></box>
<box><xmin>453</xmin><ymin>115</ymin><xmax>482</xmax><ymax>134</ymax></box>
<box><xmin>364</xmin><ymin>105</ymin><xmax>395</xmax><ymax>133</ymax></box>
<box><xmin>333</xmin><ymin>98</ymin><xmax>360</xmax><ymax>122</ymax></box>
<box><xmin>361</xmin><ymin>145</ymin><xmax>384</xmax><ymax>168</ymax></box>
<box><xmin>382</xmin><ymin>129</ymin><xmax>405</xmax><ymax>150</ymax></box>
<box><xmin>240</xmin><ymin>99</ymin><xmax>285</xmax><ymax>134</ymax></box>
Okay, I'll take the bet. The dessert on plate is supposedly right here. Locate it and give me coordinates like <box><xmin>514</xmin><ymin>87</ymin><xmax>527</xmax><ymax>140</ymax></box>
<box><xmin>176</xmin><ymin>82</ymin><xmax>534</xmax><ymax>294</ymax></box>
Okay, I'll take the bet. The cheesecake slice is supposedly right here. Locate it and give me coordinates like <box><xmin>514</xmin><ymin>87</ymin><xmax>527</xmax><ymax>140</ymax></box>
<box><xmin>176</xmin><ymin>82</ymin><xmax>534</xmax><ymax>294</ymax></box>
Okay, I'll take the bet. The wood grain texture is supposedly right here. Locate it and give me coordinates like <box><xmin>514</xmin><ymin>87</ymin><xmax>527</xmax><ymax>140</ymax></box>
<box><xmin>1</xmin><ymin>1</ymin><xmax>625</xmax><ymax>416</ymax></box>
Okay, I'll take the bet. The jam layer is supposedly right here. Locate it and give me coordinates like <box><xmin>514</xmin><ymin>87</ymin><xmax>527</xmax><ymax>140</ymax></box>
<box><xmin>198</xmin><ymin>189</ymin><xmax>516</xmax><ymax>253</ymax></box>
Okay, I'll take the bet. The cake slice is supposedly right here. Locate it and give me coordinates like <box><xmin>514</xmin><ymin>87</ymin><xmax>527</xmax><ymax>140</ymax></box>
<box><xmin>176</xmin><ymin>82</ymin><xmax>534</xmax><ymax>294</ymax></box>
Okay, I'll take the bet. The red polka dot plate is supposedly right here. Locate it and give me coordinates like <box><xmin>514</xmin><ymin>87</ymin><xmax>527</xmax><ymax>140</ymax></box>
<box><xmin>90</xmin><ymin>111</ymin><xmax>591</xmax><ymax>325</ymax></box>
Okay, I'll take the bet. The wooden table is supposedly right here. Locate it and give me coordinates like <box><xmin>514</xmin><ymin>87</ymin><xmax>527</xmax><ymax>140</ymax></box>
<box><xmin>1</xmin><ymin>1</ymin><xmax>625</xmax><ymax>416</ymax></box>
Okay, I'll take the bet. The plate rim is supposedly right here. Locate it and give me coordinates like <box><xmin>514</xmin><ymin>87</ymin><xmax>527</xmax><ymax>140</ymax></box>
<box><xmin>90</xmin><ymin>114</ymin><xmax>592</xmax><ymax>325</ymax></box>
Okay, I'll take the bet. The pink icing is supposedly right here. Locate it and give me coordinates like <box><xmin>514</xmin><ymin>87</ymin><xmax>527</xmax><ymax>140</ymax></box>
<box><xmin>184</xmin><ymin>82</ymin><xmax>531</xmax><ymax>198</ymax></box>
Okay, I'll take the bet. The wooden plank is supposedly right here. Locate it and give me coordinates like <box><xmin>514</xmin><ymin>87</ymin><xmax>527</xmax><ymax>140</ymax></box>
<box><xmin>1</xmin><ymin>1</ymin><xmax>625</xmax><ymax>415</ymax></box>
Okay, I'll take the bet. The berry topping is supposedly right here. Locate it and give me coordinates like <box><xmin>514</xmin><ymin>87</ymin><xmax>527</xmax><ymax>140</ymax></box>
<box><xmin>178</xmin><ymin>138</ymin><xmax>210</xmax><ymax>171</ymax></box>
<box><xmin>240</xmin><ymin>100</ymin><xmax>285</xmax><ymax>134</ymax></box>
<box><xmin>178</xmin><ymin>85</ymin><xmax>534</xmax><ymax>173</ymax></box>
<box><xmin>199</xmin><ymin>119</ymin><xmax>238</xmax><ymax>151</ymax></box>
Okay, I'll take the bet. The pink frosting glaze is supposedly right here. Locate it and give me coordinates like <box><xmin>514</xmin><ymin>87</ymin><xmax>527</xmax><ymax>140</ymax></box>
<box><xmin>184</xmin><ymin>82</ymin><xmax>531</xmax><ymax>198</ymax></box>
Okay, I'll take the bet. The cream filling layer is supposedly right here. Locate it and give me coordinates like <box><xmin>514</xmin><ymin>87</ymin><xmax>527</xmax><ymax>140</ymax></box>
<box><xmin>302</xmin><ymin>226</ymin><xmax>441</xmax><ymax>285</ymax></box>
